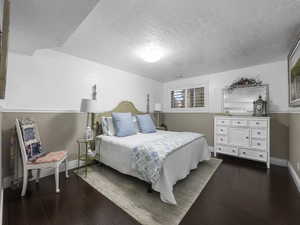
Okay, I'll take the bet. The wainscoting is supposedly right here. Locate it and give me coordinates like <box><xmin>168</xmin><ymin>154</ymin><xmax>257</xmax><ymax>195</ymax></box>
<box><xmin>1</xmin><ymin>112</ymin><xmax>86</xmax><ymax>179</ymax></box>
<box><xmin>163</xmin><ymin>113</ymin><xmax>290</xmax><ymax>160</ymax></box>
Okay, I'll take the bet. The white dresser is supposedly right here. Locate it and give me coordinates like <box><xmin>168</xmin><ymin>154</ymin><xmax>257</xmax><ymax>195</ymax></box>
<box><xmin>214</xmin><ymin>116</ymin><xmax>270</xmax><ymax>168</ymax></box>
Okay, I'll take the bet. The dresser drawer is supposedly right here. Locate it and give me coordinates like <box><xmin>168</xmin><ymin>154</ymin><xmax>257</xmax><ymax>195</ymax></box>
<box><xmin>232</xmin><ymin>120</ymin><xmax>247</xmax><ymax>126</ymax></box>
<box><xmin>251</xmin><ymin>128</ymin><xmax>267</xmax><ymax>139</ymax></box>
<box><xmin>239</xmin><ymin>148</ymin><xmax>267</xmax><ymax>162</ymax></box>
<box><xmin>249</xmin><ymin>120</ymin><xmax>268</xmax><ymax>128</ymax></box>
<box><xmin>216</xmin><ymin>119</ymin><xmax>230</xmax><ymax>126</ymax></box>
<box><xmin>216</xmin><ymin>126</ymin><xmax>228</xmax><ymax>135</ymax></box>
<box><xmin>251</xmin><ymin>139</ymin><xmax>267</xmax><ymax>150</ymax></box>
<box><xmin>215</xmin><ymin>145</ymin><xmax>238</xmax><ymax>156</ymax></box>
<box><xmin>216</xmin><ymin>135</ymin><xmax>228</xmax><ymax>144</ymax></box>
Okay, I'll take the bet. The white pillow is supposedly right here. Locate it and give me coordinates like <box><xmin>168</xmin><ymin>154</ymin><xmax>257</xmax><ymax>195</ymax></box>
<box><xmin>101</xmin><ymin>117</ymin><xmax>115</xmax><ymax>136</ymax></box>
<box><xmin>132</xmin><ymin>115</ymin><xmax>140</xmax><ymax>133</ymax></box>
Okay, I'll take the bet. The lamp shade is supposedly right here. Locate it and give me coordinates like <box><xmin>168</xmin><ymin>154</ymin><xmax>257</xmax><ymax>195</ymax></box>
<box><xmin>80</xmin><ymin>99</ymin><xmax>99</xmax><ymax>113</ymax></box>
<box><xmin>154</xmin><ymin>103</ymin><xmax>162</xmax><ymax>111</ymax></box>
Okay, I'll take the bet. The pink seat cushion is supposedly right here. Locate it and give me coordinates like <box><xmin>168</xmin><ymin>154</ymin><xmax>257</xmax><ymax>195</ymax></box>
<box><xmin>29</xmin><ymin>151</ymin><xmax>67</xmax><ymax>164</ymax></box>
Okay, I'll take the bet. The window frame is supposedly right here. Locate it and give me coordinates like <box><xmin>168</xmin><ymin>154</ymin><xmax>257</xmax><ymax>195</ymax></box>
<box><xmin>169</xmin><ymin>83</ymin><xmax>209</xmax><ymax>112</ymax></box>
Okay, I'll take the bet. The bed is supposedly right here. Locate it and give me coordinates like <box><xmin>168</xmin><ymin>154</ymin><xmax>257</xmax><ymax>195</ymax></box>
<box><xmin>93</xmin><ymin>101</ymin><xmax>210</xmax><ymax>204</ymax></box>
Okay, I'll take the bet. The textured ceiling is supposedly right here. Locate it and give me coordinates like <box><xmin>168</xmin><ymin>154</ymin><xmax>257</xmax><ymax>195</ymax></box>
<box><xmin>10</xmin><ymin>0</ymin><xmax>300</xmax><ymax>82</ymax></box>
<box><xmin>9</xmin><ymin>0</ymin><xmax>100</xmax><ymax>54</ymax></box>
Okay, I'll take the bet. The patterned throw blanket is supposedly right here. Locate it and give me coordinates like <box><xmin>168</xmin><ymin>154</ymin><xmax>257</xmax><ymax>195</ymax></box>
<box><xmin>131</xmin><ymin>132</ymin><xmax>203</xmax><ymax>184</ymax></box>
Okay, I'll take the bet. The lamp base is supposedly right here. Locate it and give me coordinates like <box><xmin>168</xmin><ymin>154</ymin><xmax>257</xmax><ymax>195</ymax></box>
<box><xmin>87</xmin><ymin>149</ymin><xmax>96</xmax><ymax>157</ymax></box>
<box><xmin>84</xmin><ymin>126</ymin><xmax>94</xmax><ymax>140</ymax></box>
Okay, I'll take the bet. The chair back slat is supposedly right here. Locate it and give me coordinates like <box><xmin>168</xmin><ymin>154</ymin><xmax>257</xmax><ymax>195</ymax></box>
<box><xmin>15</xmin><ymin>119</ymin><xmax>28</xmax><ymax>165</ymax></box>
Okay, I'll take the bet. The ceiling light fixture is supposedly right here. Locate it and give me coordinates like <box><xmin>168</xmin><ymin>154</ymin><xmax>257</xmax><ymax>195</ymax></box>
<box><xmin>136</xmin><ymin>42</ymin><xmax>166</xmax><ymax>63</ymax></box>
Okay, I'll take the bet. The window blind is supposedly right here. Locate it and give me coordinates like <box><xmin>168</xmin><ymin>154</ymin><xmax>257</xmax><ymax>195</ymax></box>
<box><xmin>171</xmin><ymin>86</ymin><xmax>205</xmax><ymax>109</ymax></box>
<box><xmin>171</xmin><ymin>89</ymin><xmax>185</xmax><ymax>108</ymax></box>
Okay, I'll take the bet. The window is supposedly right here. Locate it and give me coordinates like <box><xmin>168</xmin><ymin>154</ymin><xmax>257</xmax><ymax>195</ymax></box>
<box><xmin>187</xmin><ymin>87</ymin><xmax>205</xmax><ymax>107</ymax></box>
<box><xmin>171</xmin><ymin>86</ymin><xmax>206</xmax><ymax>109</ymax></box>
<box><xmin>171</xmin><ymin>89</ymin><xmax>185</xmax><ymax>108</ymax></box>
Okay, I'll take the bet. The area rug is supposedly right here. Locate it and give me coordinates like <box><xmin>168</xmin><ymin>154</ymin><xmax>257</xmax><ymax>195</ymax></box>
<box><xmin>76</xmin><ymin>158</ymin><xmax>222</xmax><ymax>225</ymax></box>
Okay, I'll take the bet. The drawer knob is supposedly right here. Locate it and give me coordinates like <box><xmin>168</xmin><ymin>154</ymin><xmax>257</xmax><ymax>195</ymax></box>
<box><xmin>232</xmin><ymin>150</ymin><xmax>235</xmax><ymax>153</ymax></box>
<box><xmin>245</xmin><ymin>136</ymin><xmax>249</xmax><ymax>139</ymax></box>
<box><xmin>243</xmin><ymin>152</ymin><xmax>246</xmax><ymax>155</ymax></box>
<box><xmin>257</xmin><ymin>132</ymin><xmax>261</xmax><ymax>135</ymax></box>
<box><xmin>220</xmin><ymin>129</ymin><xmax>223</xmax><ymax>131</ymax></box>
<box><xmin>237</xmin><ymin>121</ymin><xmax>240</xmax><ymax>124</ymax></box>
<box><xmin>256</xmin><ymin>122</ymin><xmax>260</xmax><ymax>125</ymax></box>
<box><xmin>220</xmin><ymin>138</ymin><xmax>223</xmax><ymax>141</ymax></box>
<box><xmin>222</xmin><ymin>121</ymin><xmax>224</xmax><ymax>123</ymax></box>
<box><xmin>259</xmin><ymin>154</ymin><xmax>263</xmax><ymax>157</ymax></box>
<box><xmin>257</xmin><ymin>142</ymin><xmax>261</xmax><ymax>146</ymax></box>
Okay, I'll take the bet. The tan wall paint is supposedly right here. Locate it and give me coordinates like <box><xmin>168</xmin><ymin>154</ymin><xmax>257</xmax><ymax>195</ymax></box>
<box><xmin>163</xmin><ymin>113</ymin><xmax>215</xmax><ymax>145</ymax></box>
<box><xmin>270</xmin><ymin>113</ymin><xmax>290</xmax><ymax>160</ymax></box>
<box><xmin>163</xmin><ymin>113</ymin><xmax>290</xmax><ymax>160</ymax></box>
<box><xmin>1</xmin><ymin>112</ymin><xmax>86</xmax><ymax>177</ymax></box>
<box><xmin>289</xmin><ymin>113</ymin><xmax>300</xmax><ymax>177</ymax></box>
<box><xmin>0</xmin><ymin>111</ymin><xmax>294</xmax><ymax>178</ymax></box>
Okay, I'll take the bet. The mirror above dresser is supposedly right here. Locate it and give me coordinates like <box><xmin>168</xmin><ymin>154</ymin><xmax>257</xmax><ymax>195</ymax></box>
<box><xmin>223</xmin><ymin>83</ymin><xmax>269</xmax><ymax>116</ymax></box>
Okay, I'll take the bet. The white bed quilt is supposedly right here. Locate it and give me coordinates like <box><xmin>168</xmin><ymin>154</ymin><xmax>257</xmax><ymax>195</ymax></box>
<box><xmin>96</xmin><ymin>131</ymin><xmax>210</xmax><ymax>204</ymax></box>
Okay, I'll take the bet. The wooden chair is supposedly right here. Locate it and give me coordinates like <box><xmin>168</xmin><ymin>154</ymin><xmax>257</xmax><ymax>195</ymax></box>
<box><xmin>15</xmin><ymin>119</ymin><xmax>69</xmax><ymax>196</ymax></box>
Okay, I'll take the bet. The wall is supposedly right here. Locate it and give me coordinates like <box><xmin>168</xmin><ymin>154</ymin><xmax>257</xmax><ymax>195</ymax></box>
<box><xmin>1</xmin><ymin>49</ymin><xmax>163</xmax><ymax>112</ymax></box>
<box><xmin>2</xmin><ymin>112</ymin><xmax>85</xmax><ymax>178</ymax></box>
<box><xmin>163</xmin><ymin>112</ymin><xmax>289</xmax><ymax>160</ymax></box>
<box><xmin>289</xmin><ymin>113</ymin><xmax>300</xmax><ymax>177</ymax></box>
<box><xmin>1</xmin><ymin>49</ymin><xmax>163</xmax><ymax>179</ymax></box>
<box><xmin>162</xmin><ymin>61</ymin><xmax>291</xmax><ymax>160</ymax></box>
<box><xmin>163</xmin><ymin>60</ymin><xmax>288</xmax><ymax>113</ymax></box>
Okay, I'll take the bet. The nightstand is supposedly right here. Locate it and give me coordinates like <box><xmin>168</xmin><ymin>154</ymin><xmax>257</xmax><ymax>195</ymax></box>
<box><xmin>76</xmin><ymin>138</ymin><xmax>98</xmax><ymax>177</ymax></box>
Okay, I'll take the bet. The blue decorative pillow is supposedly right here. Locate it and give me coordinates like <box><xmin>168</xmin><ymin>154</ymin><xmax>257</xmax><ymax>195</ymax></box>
<box><xmin>20</xmin><ymin>118</ymin><xmax>46</xmax><ymax>161</ymax></box>
<box><xmin>136</xmin><ymin>114</ymin><xmax>157</xmax><ymax>133</ymax></box>
<box><xmin>112</xmin><ymin>112</ymin><xmax>137</xmax><ymax>137</ymax></box>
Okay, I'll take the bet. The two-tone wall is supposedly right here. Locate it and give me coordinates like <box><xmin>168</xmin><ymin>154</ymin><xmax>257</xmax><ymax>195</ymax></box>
<box><xmin>2</xmin><ymin>50</ymin><xmax>300</xmax><ymax>191</ymax></box>
<box><xmin>289</xmin><ymin>113</ymin><xmax>300</xmax><ymax>181</ymax></box>
<box><xmin>162</xmin><ymin>60</ymin><xmax>300</xmax><ymax>184</ymax></box>
<box><xmin>1</xmin><ymin>49</ymin><xmax>163</xmax><ymax>180</ymax></box>
<box><xmin>163</xmin><ymin>112</ymin><xmax>290</xmax><ymax>160</ymax></box>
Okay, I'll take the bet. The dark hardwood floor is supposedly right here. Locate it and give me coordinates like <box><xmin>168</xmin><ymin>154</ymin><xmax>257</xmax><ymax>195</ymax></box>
<box><xmin>3</xmin><ymin>156</ymin><xmax>300</xmax><ymax>225</ymax></box>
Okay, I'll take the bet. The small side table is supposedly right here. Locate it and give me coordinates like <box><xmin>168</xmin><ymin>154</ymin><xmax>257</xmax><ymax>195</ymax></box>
<box><xmin>76</xmin><ymin>138</ymin><xmax>97</xmax><ymax>177</ymax></box>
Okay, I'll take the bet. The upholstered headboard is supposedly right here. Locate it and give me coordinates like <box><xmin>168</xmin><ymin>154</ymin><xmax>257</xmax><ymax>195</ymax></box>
<box><xmin>93</xmin><ymin>101</ymin><xmax>145</xmax><ymax>135</ymax></box>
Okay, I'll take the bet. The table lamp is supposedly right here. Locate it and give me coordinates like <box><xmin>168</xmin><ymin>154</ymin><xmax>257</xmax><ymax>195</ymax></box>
<box><xmin>154</xmin><ymin>103</ymin><xmax>162</xmax><ymax>128</ymax></box>
<box><xmin>80</xmin><ymin>98</ymin><xmax>99</xmax><ymax>139</ymax></box>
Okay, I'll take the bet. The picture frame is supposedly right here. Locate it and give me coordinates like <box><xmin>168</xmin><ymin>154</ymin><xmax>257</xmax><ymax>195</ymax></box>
<box><xmin>288</xmin><ymin>35</ymin><xmax>300</xmax><ymax>107</ymax></box>
<box><xmin>0</xmin><ymin>0</ymin><xmax>9</xmax><ymax>99</ymax></box>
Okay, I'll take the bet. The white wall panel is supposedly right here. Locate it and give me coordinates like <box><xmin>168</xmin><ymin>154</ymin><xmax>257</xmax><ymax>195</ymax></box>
<box><xmin>163</xmin><ymin>60</ymin><xmax>291</xmax><ymax>113</ymax></box>
<box><xmin>0</xmin><ymin>50</ymin><xmax>163</xmax><ymax>112</ymax></box>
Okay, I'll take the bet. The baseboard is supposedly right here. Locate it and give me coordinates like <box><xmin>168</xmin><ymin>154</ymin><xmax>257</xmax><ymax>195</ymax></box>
<box><xmin>270</xmin><ymin>157</ymin><xmax>288</xmax><ymax>167</ymax></box>
<box><xmin>288</xmin><ymin>162</ymin><xmax>300</xmax><ymax>193</ymax></box>
<box><xmin>3</xmin><ymin>159</ymin><xmax>84</xmax><ymax>189</ymax></box>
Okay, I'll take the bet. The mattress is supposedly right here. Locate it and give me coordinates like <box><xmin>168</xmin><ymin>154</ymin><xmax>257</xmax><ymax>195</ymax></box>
<box><xmin>95</xmin><ymin>130</ymin><xmax>210</xmax><ymax>204</ymax></box>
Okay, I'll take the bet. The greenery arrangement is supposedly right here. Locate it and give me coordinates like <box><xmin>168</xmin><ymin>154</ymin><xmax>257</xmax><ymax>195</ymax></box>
<box><xmin>227</xmin><ymin>77</ymin><xmax>262</xmax><ymax>91</ymax></box>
